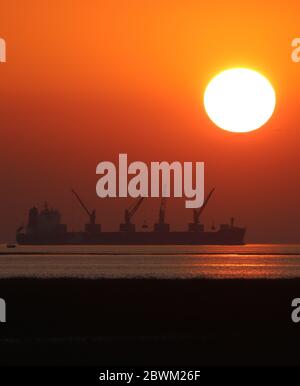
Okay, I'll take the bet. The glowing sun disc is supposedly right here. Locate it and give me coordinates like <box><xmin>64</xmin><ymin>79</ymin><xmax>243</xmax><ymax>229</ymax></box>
<box><xmin>204</xmin><ymin>68</ymin><xmax>276</xmax><ymax>133</ymax></box>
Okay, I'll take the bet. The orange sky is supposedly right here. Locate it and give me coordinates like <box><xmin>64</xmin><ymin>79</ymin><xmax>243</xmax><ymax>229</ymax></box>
<box><xmin>1</xmin><ymin>0</ymin><xmax>300</xmax><ymax>242</ymax></box>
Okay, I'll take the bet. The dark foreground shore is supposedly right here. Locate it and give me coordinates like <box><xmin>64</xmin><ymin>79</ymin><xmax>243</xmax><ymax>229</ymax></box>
<box><xmin>0</xmin><ymin>278</ymin><xmax>299</xmax><ymax>366</ymax></box>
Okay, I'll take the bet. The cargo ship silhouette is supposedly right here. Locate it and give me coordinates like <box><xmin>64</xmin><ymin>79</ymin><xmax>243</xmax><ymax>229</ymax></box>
<box><xmin>16</xmin><ymin>188</ymin><xmax>246</xmax><ymax>245</ymax></box>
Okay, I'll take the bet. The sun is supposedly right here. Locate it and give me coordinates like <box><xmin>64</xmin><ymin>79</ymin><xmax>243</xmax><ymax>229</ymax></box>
<box><xmin>204</xmin><ymin>68</ymin><xmax>276</xmax><ymax>133</ymax></box>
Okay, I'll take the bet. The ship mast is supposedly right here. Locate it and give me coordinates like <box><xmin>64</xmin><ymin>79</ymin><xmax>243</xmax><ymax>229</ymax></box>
<box><xmin>120</xmin><ymin>197</ymin><xmax>145</xmax><ymax>232</ymax></box>
<box><xmin>188</xmin><ymin>188</ymin><xmax>215</xmax><ymax>232</ymax></box>
<box><xmin>72</xmin><ymin>189</ymin><xmax>101</xmax><ymax>233</ymax></box>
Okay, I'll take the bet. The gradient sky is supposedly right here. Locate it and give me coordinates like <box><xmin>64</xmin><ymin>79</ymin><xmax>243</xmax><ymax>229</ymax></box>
<box><xmin>1</xmin><ymin>0</ymin><xmax>300</xmax><ymax>242</ymax></box>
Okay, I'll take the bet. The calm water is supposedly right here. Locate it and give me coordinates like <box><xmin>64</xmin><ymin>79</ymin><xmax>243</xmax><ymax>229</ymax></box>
<box><xmin>1</xmin><ymin>244</ymin><xmax>300</xmax><ymax>279</ymax></box>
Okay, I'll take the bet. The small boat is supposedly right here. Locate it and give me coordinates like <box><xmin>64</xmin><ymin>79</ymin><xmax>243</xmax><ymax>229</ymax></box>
<box><xmin>6</xmin><ymin>244</ymin><xmax>16</xmax><ymax>248</ymax></box>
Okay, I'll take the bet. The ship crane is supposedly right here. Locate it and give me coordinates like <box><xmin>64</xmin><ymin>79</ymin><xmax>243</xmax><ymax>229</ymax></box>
<box><xmin>71</xmin><ymin>189</ymin><xmax>101</xmax><ymax>233</ymax></box>
<box><xmin>188</xmin><ymin>188</ymin><xmax>215</xmax><ymax>232</ymax></box>
<box><xmin>120</xmin><ymin>197</ymin><xmax>145</xmax><ymax>232</ymax></box>
<box><xmin>154</xmin><ymin>197</ymin><xmax>170</xmax><ymax>232</ymax></box>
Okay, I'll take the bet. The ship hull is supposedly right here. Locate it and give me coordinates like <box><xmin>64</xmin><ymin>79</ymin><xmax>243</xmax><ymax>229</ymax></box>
<box><xmin>16</xmin><ymin>228</ymin><xmax>246</xmax><ymax>245</ymax></box>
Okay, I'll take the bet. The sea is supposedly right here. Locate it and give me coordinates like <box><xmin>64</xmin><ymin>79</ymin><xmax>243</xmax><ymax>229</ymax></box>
<box><xmin>1</xmin><ymin>244</ymin><xmax>300</xmax><ymax>279</ymax></box>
